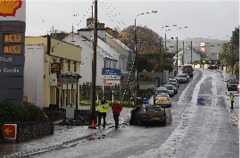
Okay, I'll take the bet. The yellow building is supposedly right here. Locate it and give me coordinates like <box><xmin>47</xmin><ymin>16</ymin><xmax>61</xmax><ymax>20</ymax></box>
<box><xmin>25</xmin><ymin>35</ymin><xmax>82</xmax><ymax>109</ymax></box>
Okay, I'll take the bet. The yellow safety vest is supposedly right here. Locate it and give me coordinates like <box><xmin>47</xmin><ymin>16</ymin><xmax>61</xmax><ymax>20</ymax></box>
<box><xmin>97</xmin><ymin>102</ymin><xmax>109</xmax><ymax>113</ymax></box>
<box><xmin>230</xmin><ymin>95</ymin><xmax>234</xmax><ymax>101</ymax></box>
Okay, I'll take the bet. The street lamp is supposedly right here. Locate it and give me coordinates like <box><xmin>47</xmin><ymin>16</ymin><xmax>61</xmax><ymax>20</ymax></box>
<box><xmin>134</xmin><ymin>10</ymin><xmax>157</xmax><ymax>106</ymax></box>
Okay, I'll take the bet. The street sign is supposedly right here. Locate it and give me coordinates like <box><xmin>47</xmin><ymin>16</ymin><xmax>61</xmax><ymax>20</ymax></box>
<box><xmin>2</xmin><ymin>124</ymin><xmax>17</xmax><ymax>140</ymax></box>
<box><xmin>0</xmin><ymin>0</ymin><xmax>26</xmax><ymax>107</ymax></box>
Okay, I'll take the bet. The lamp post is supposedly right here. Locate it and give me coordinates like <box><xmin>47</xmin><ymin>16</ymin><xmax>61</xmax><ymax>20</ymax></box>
<box><xmin>134</xmin><ymin>10</ymin><xmax>157</xmax><ymax>106</ymax></box>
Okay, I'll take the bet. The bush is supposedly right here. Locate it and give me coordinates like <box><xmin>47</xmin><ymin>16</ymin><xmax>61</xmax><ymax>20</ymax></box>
<box><xmin>0</xmin><ymin>99</ymin><xmax>22</xmax><ymax>122</ymax></box>
<box><xmin>0</xmin><ymin>99</ymin><xmax>49</xmax><ymax>123</ymax></box>
<box><xmin>21</xmin><ymin>102</ymin><xmax>48</xmax><ymax>122</ymax></box>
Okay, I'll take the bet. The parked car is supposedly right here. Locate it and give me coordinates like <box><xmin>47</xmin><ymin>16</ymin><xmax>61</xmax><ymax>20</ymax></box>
<box><xmin>168</xmin><ymin>78</ymin><xmax>179</xmax><ymax>88</ymax></box>
<box><xmin>154</xmin><ymin>93</ymin><xmax>172</xmax><ymax>108</ymax></box>
<box><xmin>165</xmin><ymin>82</ymin><xmax>178</xmax><ymax>94</ymax></box>
<box><xmin>163</xmin><ymin>84</ymin><xmax>175</xmax><ymax>97</ymax></box>
<box><xmin>208</xmin><ymin>65</ymin><xmax>218</xmax><ymax>69</ymax></box>
<box><xmin>182</xmin><ymin>67</ymin><xmax>193</xmax><ymax>78</ymax></box>
<box><xmin>227</xmin><ymin>78</ymin><xmax>239</xmax><ymax>91</ymax></box>
<box><xmin>176</xmin><ymin>74</ymin><xmax>189</xmax><ymax>83</ymax></box>
<box><xmin>225</xmin><ymin>75</ymin><xmax>237</xmax><ymax>82</ymax></box>
<box><xmin>155</xmin><ymin>87</ymin><xmax>170</xmax><ymax>96</ymax></box>
<box><xmin>183</xmin><ymin>64</ymin><xmax>194</xmax><ymax>71</ymax></box>
<box><xmin>129</xmin><ymin>104</ymin><xmax>166</xmax><ymax>126</ymax></box>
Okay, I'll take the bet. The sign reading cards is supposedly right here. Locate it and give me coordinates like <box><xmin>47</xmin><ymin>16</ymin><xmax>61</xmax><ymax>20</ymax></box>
<box><xmin>0</xmin><ymin>0</ymin><xmax>25</xmax><ymax>107</ymax></box>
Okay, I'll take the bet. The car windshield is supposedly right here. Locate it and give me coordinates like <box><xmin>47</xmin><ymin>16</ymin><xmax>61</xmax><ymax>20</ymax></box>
<box><xmin>164</xmin><ymin>85</ymin><xmax>173</xmax><ymax>90</ymax></box>
<box><xmin>168</xmin><ymin>79</ymin><xmax>176</xmax><ymax>82</ymax></box>
<box><xmin>229</xmin><ymin>80</ymin><xmax>239</xmax><ymax>84</ymax></box>
<box><xmin>155</xmin><ymin>90</ymin><xmax>168</xmax><ymax>95</ymax></box>
<box><xmin>145</xmin><ymin>104</ymin><xmax>162</xmax><ymax>111</ymax></box>
<box><xmin>155</xmin><ymin>93</ymin><xmax>169</xmax><ymax>98</ymax></box>
<box><xmin>178</xmin><ymin>74</ymin><xmax>187</xmax><ymax>77</ymax></box>
<box><xmin>167</xmin><ymin>82</ymin><xmax>176</xmax><ymax>85</ymax></box>
<box><xmin>182</xmin><ymin>67</ymin><xmax>192</xmax><ymax>72</ymax></box>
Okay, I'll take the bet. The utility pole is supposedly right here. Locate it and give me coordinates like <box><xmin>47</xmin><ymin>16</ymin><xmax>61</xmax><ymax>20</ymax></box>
<box><xmin>90</xmin><ymin>0</ymin><xmax>97</xmax><ymax>128</ymax></box>
<box><xmin>134</xmin><ymin>18</ymin><xmax>138</xmax><ymax>106</ymax></box>
<box><xmin>164</xmin><ymin>32</ymin><xmax>167</xmax><ymax>51</ymax></box>
<box><xmin>182</xmin><ymin>41</ymin><xmax>184</xmax><ymax>65</ymax></box>
<box><xmin>231</xmin><ymin>43</ymin><xmax>234</xmax><ymax>75</ymax></box>
<box><xmin>176</xmin><ymin>36</ymin><xmax>178</xmax><ymax>76</ymax></box>
<box><xmin>190</xmin><ymin>41</ymin><xmax>192</xmax><ymax>64</ymax></box>
<box><xmin>159</xmin><ymin>38</ymin><xmax>162</xmax><ymax>87</ymax></box>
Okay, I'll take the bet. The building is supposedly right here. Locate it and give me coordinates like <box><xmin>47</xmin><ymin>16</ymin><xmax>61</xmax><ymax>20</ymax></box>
<box><xmin>25</xmin><ymin>36</ymin><xmax>82</xmax><ymax>108</ymax></box>
<box><xmin>199</xmin><ymin>42</ymin><xmax>223</xmax><ymax>61</ymax></box>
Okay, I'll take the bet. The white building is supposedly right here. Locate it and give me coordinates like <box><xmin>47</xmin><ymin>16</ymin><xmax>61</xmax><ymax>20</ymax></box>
<box><xmin>177</xmin><ymin>48</ymin><xmax>201</xmax><ymax>65</ymax></box>
<box><xmin>63</xmin><ymin>33</ymin><xmax>116</xmax><ymax>87</ymax></box>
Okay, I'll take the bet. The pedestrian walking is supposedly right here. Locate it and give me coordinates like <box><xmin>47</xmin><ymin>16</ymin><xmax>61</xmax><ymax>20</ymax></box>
<box><xmin>230</xmin><ymin>93</ymin><xmax>234</xmax><ymax>110</ymax></box>
<box><xmin>111</xmin><ymin>100</ymin><xmax>122</xmax><ymax>129</ymax></box>
<box><xmin>97</xmin><ymin>97</ymin><xmax>109</xmax><ymax>128</ymax></box>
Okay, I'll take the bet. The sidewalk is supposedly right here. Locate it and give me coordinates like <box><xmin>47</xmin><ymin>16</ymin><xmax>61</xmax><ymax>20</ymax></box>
<box><xmin>220</xmin><ymin>70</ymin><xmax>239</xmax><ymax>124</ymax></box>
<box><xmin>0</xmin><ymin>107</ymin><xmax>132</xmax><ymax>158</ymax></box>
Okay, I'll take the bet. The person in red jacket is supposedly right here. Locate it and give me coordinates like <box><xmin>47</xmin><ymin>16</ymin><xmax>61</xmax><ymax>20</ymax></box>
<box><xmin>111</xmin><ymin>100</ymin><xmax>122</xmax><ymax>129</ymax></box>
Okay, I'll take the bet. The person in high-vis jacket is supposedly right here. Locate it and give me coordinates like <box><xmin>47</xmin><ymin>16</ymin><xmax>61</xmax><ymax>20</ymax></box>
<box><xmin>97</xmin><ymin>97</ymin><xmax>109</xmax><ymax>128</ymax></box>
<box><xmin>230</xmin><ymin>93</ymin><xmax>234</xmax><ymax>110</ymax></box>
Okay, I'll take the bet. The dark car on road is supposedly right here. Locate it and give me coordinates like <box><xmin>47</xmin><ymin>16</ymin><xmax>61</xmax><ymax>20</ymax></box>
<box><xmin>182</xmin><ymin>67</ymin><xmax>193</xmax><ymax>78</ymax></box>
<box><xmin>129</xmin><ymin>104</ymin><xmax>166</xmax><ymax>126</ymax></box>
<box><xmin>227</xmin><ymin>78</ymin><xmax>239</xmax><ymax>91</ymax></box>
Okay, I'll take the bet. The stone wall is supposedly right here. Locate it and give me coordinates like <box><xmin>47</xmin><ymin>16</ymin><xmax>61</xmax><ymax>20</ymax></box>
<box><xmin>16</xmin><ymin>121</ymin><xmax>54</xmax><ymax>142</ymax></box>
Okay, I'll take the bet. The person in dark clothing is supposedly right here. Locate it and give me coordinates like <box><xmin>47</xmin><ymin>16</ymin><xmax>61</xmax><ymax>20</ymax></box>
<box><xmin>230</xmin><ymin>93</ymin><xmax>234</xmax><ymax>110</ymax></box>
<box><xmin>111</xmin><ymin>100</ymin><xmax>122</xmax><ymax>129</ymax></box>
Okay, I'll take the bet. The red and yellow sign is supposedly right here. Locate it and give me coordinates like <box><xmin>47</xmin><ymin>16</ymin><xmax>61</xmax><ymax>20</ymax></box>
<box><xmin>2</xmin><ymin>124</ymin><xmax>17</xmax><ymax>139</ymax></box>
<box><xmin>0</xmin><ymin>0</ymin><xmax>22</xmax><ymax>17</ymax></box>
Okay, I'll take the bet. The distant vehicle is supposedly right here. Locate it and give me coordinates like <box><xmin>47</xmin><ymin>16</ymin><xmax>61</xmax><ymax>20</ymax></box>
<box><xmin>168</xmin><ymin>78</ymin><xmax>179</xmax><ymax>88</ymax></box>
<box><xmin>225</xmin><ymin>75</ymin><xmax>237</xmax><ymax>82</ymax></box>
<box><xmin>182</xmin><ymin>67</ymin><xmax>193</xmax><ymax>78</ymax></box>
<box><xmin>129</xmin><ymin>104</ymin><xmax>166</xmax><ymax>126</ymax></box>
<box><xmin>166</xmin><ymin>82</ymin><xmax>178</xmax><ymax>94</ymax></box>
<box><xmin>155</xmin><ymin>87</ymin><xmax>169</xmax><ymax>96</ymax></box>
<box><xmin>176</xmin><ymin>74</ymin><xmax>189</xmax><ymax>83</ymax></box>
<box><xmin>227</xmin><ymin>79</ymin><xmax>239</xmax><ymax>91</ymax></box>
<box><xmin>208</xmin><ymin>65</ymin><xmax>218</xmax><ymax>69</ymax></box>
<box><xmin>154</xmin><ymin>93</ymin><xmax>172</xmax><ymax>108</ymax></box>
<box><xmin>163</xmin><ymin>84</ymin><xmax>175</xmax><ymax>97</ymax></box>
<box><xmin>183</xmin><ymin>64</ymin><xmax>194</xmax><ymax>71</ymax></box>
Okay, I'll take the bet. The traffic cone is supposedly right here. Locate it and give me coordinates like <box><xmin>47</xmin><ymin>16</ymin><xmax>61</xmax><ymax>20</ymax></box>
<box><xmin>91</xmin><ymin>120</ymin><xmax>95</xmax><ymax>129</ymax></box>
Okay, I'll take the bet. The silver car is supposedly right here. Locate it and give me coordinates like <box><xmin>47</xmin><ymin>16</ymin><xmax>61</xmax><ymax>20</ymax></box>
<box><xmin>163</xmin><ymin>84</ymin><xmax>175</xmax><ymax>97</ymax></box>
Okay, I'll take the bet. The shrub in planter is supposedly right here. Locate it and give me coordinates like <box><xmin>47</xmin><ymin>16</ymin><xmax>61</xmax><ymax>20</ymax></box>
<box><xmin>0</xmin><ymin>99</ymin><xmax>53</xmax><ymax>142</ymax></box>
<box><xmin>0</xmin><ymin>99</ymin><xmax>22</xmax><ymax>122</ymax></box>
<box><xmin>21</xmin><ymin>102</ymin><xmax>49</xmax><ymax>121</ymax></box>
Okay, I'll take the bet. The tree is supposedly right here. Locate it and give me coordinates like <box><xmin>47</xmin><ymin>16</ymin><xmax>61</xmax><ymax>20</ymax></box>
<box><xmin>219</xmin><ymin>26</ymin><xmax>239</xmax><ymax>66</ymax></box>
<box><xmin>119</xmin><ymin>25</ymin><xmax>162</xmax><ymax>54</ymax></box>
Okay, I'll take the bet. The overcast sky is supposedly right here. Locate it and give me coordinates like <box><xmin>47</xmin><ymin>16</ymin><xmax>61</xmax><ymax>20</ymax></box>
<box><xmin>26</xmin><ymin>0</ymin><xmax>239</xmax><ymax>40</ymax></box>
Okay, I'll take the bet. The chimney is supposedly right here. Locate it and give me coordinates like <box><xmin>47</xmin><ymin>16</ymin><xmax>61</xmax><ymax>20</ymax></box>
<box><xmin>106</xmin><ymin>27</ymin><xmax>113</xmax><ymax>36</ymax></box>
<box><xmin>86</xmin><ymin>17</ymin><xmax>94</xmax><ymax>27</ymax></box>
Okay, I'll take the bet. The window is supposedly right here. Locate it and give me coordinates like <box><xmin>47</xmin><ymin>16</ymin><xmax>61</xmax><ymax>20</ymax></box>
<box><xmin>104</xmin><ymin>58</ymin><xmax>107</xmax><ymax>68</ymax></box>
<box><xmin>74</xmin><ymin>61</ymin><xmax>77</xmax><ymax>72</ymax></box>
<box><xmin>68</xmin><ymin>60</ymin><xmax>70</xmax><ymax>71</ymax></box>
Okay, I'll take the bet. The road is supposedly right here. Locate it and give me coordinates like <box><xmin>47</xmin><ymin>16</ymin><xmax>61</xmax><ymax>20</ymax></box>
<box><xmin>30</xmin><ymin>69</ymin><xmax>239</xmax><ymax>158</ymax></box>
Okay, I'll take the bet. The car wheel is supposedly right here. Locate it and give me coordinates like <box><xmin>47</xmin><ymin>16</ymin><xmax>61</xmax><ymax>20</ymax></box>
<box><xmin>137</xmin><ymin>117</ymin><xmax>143</xmax><ymax>126</ymax></box>
<box><xmin>161</xmin><ymin>119</ymin><xmax>166</xmax><ymax>126</ymax></box>
<box><xmin>129</xmin><ymin>119</ymin><xmax>134</xmax><ymax>125</ymax></box>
